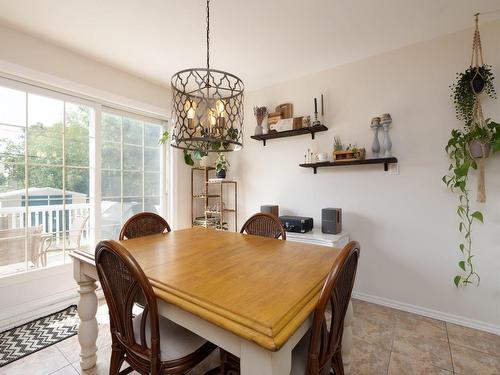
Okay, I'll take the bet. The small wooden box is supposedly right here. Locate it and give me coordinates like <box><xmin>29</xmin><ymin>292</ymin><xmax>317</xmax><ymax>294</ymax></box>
<box><xmin>292</xmin><ymin>117</ymin><xmax>303</xmax><ymax>130</ymax></box>
<box><xmin>333</xmin><ymin>149</ymin><xmax>366</xmax><ymax>162</ymax></box>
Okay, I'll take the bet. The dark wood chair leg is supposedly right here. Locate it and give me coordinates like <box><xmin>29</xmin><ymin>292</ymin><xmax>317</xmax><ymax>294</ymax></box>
<box><xmin>203</xmin><ymin>366</ymin><xmax>222</xmax><ymax>375</ymax></box>
<box><xmin>219</xmin><ymin>349</ymin><xmax>240</xmax><ymax>375</ymax></box>
<box><xmin>219</xmin><ymin>349</ymin><xmax>227</xmax><ymax>375</ymax></box>
<box><xmin>109</xmin><ymin>343</ymin><xmax>124</xmax><ymax>375</ymax></box>
<box><xmin>331</xmin><ymin>349</ymin><xmax>344</xmax><ymax>375</ymax></box>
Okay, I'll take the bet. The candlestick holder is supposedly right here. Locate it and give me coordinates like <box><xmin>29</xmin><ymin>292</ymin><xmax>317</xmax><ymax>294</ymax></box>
<box><xmin>312</xmin><ymin>97</ymin><xmax>321</xmax><ymax>126</ymax></box>
<box><xmin>380</xmin><ymin>113</ymin><xmax>392</xmax><ymax>157</ymax></box>
<box><xmin>320</xmin><ymin>94</ymin><xmax>325</xmax><ymax>125</ymax></box>
<box><xmin>312</xmin><ymin>114</ymin><xmax>321</xmax><ymax>127</ymax></box>
<box><xmin>370</xmin><ymin>117</ymin><xmax>381</xmax><ymax>157</ymax></box>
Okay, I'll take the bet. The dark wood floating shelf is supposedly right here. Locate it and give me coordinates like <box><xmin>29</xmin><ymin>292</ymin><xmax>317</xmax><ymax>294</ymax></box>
<box><xmin>250</xmin><ymin>124</ymin><xmax>328</xmax><ymax>146</ymax></box>
<box><xmin>299</xmin><ymin>157</ymin><xmax>398</xmax><ymax>174</ymax></box>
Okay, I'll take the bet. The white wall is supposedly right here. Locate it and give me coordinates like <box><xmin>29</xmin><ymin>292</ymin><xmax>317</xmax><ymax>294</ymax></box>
<box><xmin>0</xmin><ymin>24</ymin><xmax>170</xmax><ymax>329</ymax></box>
<box><xmin>0</xmin><ymin>23</ymin><xmax>170</xmax><ymax>115</ymax></box>
<box><xmin>231</xmin><ymin>20</ymin><xmax>500</xmax><ymax>333</ymax></box>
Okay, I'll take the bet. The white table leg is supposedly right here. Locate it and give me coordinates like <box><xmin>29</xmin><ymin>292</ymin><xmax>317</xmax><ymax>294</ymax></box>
<box><xmin>240</xmin><ymin>340</ymin><xmax>292</xmax><ymax>375</ymax></box>
<box><xmin>342</xmin><ymin>301</ymin><xmax>354</xmax><ymax>375</ymax></box>
<box><xmin>74</xmin><ymin>261</ymin><xmax>98</xmax><ymax>370</ymax></box>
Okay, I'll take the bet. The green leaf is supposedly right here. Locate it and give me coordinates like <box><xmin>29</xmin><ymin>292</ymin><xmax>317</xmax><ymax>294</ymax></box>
<box><xmin>458</xmin><ymin>261</ymin><xmax>466</xmax><ymax>271</ymax></box>
<box><xmin>192</xmin><ymin>150</ymin><xmax>207</xmax><ymax>160</ymax></box>
<box><xmin>492</xmin><ymin>139</ymin><xmax>500</xmax><ymax>154</ymax></box>
<box><xmin>183</xmin><ymin>150</ymin><xmax>194</xmax><ymax>166</ymax></box>
<box><xmin>457</xmin><ymin>206</ymin><xmax>466</xmax><ymax>218</ymax></box>
<box><xmin>459</xmin><ymin>223</ymin><xmax>464</xmax><ymax>232</ymax></box>
<box><xmin>454</xmin><ymin>275</ymin><xmax>461</xmax><ymax>287</ymax></box>
<box><xmin>158</xmin><ymin>131</ymin><xmax>169</xmax><ymax>144</ymax></box>
<box><xmin>459</xmin><ymin>243</ymin><xmax>465</xmax><ymax>253</ymax></box>
<box><xmin>471</xmin><ymin>211</ymin><xmax>483</xmax><ymax>223</ymax></box>
<box><xmin>454</xmin><ymin>163</ymin><xmax>468</xmax><ymax>177</ymax></box>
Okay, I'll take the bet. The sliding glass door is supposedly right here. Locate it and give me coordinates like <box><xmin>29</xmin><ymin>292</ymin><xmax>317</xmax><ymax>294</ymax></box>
<box><xmin>0</xmin><ymin>84</ymin><xmax>30</xmax><ymax>276</ymax></box>
<box><xmin>0</xmin><ymin>78</ymin><xmax>167</xmax><ymax>277</ymax></box>
<box><xmin>100</xmin><ymin>110</ymin><xmax>164</xmax><ymax>240</ymax></box>
<box><xmin>0</xmin><ymin>83</ymin><xmax>94</xmax><ymax>275</ymax></box>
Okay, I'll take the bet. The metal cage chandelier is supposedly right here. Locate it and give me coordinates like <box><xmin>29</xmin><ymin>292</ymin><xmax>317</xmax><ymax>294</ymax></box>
<box><xmin>170</xmin><ymin>0</ymin><xmax>244</xmax><ymax>152</ymax></box>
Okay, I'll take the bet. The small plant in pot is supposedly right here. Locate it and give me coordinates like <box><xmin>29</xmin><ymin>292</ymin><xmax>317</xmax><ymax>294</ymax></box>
<box><xmin>466</xmin><ymin>121</ymin><xmax>500</xmax><ymax>158</ymax></box>
<box><xmin>215</xmin><ymin>153</ymin><xmax>230</xmax><ymax>179</ymax></box>
<box><xmin>451</xmin><ymin>65</ymin><xmax>496</xmax><ymax>125</ymax></box>
<box><xmin>443</xmin><ymin>14</ymin><xmax>500</xmax><ymax>287</ymax></box>
<box><xmin>444</xmin><ymin>119</ymin><xmax>500</xmax><ymax>287</ymax></box>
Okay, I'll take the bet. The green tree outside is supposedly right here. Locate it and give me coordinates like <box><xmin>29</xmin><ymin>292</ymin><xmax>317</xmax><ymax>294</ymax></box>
<box><xmin>0</xmin><ymin>105</ymin><xmax>90</xmax><ymax>196</ymax></box>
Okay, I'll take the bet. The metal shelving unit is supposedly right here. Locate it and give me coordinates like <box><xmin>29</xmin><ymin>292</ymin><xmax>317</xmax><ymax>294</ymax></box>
<box><xmin>191</xmin><ymin>167</ymin><xmax>237</xmax><ymax>231</ymax></box>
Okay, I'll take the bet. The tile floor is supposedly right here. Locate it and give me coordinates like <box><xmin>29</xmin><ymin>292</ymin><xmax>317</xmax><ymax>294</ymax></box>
<box><xmin>1</xmin><ymin>299</ymin><xmax>499</xmax><ymax>375</ymax></box>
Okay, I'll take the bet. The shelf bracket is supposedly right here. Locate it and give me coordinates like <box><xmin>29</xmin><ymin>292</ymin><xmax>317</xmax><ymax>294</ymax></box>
<box><xmin>311</xmin><ymin>132</ymin><xmax>315</xmax><ymax>140</ymax></box>
<box><xmin>384</xmin><ymin>162</ymin><xmax>388</xmax><ymax>171</ymax></box>
<box><xmin>313</xmin><ymin>167</ymin><xmax>317</xmax><ymax>174</ymax></box>
<box><xmin>262</xmin><ymin>139</ymin><xmax>266</xmax><ymax>146</ymax></box>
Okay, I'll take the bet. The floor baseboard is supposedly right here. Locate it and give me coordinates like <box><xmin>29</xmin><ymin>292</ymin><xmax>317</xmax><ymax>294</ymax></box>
<box><xmin>0</xmin><ymin>288</ymin><xmax>104</xmax><ymax>332</ymax></box>
<box><xmin>0</xmin><ymin>289</ymin><xmax>78</xmax><ymax>332</ymax></box>
<box><xmin>352</xmin><ymin>291</ymin><xmax>500</xmax><ymax>335</ymax></box>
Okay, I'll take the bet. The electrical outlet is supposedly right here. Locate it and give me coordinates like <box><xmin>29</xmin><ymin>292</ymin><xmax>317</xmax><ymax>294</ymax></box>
<box><xmin>389</xmin><ymin>163</ymin><xmax>400</xmax><ymax>175</ymax></box>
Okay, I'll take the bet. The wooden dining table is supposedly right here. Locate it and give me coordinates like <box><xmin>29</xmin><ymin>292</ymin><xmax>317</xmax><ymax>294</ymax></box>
<box><xmin>70</xmin><ymin>227</ymin><xmax>354</xmax><ymax>375</ymax></box>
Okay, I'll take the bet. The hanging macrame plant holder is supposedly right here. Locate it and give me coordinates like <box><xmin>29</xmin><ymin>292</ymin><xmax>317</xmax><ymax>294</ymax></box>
<box><xmin>470</xmin><ymin>15</ymin><xmax>485</xmax><ymax>95</ymax></box>
<box><xmin>468</xmin><ymin>15</ymin><xmax>490</xmax><ymax>203</ymax></box>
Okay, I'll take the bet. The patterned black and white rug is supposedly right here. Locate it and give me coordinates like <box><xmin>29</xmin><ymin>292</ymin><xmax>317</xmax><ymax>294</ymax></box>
<box><xmin>0</xmin><ymin>305</ymin><xmax>79</xmax><ymax>367</ymax></box>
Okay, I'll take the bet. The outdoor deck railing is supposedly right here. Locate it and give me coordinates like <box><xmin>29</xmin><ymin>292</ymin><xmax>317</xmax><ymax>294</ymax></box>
<box><xmin>0</xmin><ymin>203</ymin><xmax>90</xmax><ymax>247</ymax></box>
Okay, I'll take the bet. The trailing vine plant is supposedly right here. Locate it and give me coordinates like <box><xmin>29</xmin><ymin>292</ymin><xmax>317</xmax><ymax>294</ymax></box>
<box><xmin>443</xmin><ymin>14</ymin><xmax>500</xmax><ymax>287</ymax></box>
<box><xmin>159</xmin><ymin>130</ymin><xmax>209</xmax><ymax>166</ymax></box>
<box><xmin>443</xmin><ymin>129</ymin><xmax>482</xmax><ymax>287</ymax></box>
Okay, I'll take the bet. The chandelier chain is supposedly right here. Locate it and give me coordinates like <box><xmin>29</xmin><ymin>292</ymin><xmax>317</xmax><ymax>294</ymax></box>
<box><xmin>206</xmin><ymin>0</ymin><xmax>210</xmax><ymax>71</ymax></box>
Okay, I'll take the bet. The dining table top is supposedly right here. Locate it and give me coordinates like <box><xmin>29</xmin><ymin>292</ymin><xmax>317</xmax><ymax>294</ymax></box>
<box><xmin>104</xmin><ymin>227</ymin><xmax>341</xmax><ymax>350</ymax></box>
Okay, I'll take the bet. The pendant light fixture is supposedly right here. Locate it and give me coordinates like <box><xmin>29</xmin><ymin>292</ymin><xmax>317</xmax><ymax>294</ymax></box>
<box><xmin>170</xmin><ymin>0</ymin><xmax>244</xmax><ymax>152</ymax></box>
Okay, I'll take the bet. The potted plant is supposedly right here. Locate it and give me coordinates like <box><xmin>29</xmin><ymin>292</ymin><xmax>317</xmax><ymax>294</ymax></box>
<box><xmin>215</xmin><ymin>153</ymin><xmax>230</xmax><ymax>178</ymax></box>
<box><xmin>159</xmin><ymin>130</ymin><xmax>213</xmax><ymax>167</ymax></box>
<box><xmin>443</xmin><ymin>14</ymin><xmax>500</xmax><ymax>287</ymax></box>
<box><xmin>333</xmin><ymin>136</ymin><xmax>343</xmax><ymax>151</ymax></box>
<box><xmin>451</xmin><ymin>65</ymin><xmax>496</xmax><ymax>126</ymax></box>
<box><xmin>442</xmin><ymin>119</ymin><xmax>500</xmax><ymax>287</ymax></box>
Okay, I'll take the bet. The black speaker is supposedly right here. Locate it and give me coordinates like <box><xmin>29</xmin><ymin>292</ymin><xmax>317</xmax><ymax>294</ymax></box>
<box><xmin>322</xmin><ymin>208</ymin><xmax>342</xmax><ymax>234</ymax></box>
<box><xmin>261</xmin><ymin>205</ymin><xmax>279</xmax><ymax>217</ymax></box>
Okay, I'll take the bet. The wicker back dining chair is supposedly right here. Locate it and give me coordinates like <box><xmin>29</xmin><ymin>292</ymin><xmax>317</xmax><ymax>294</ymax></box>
<box><xmin>119</xmin><ymin>212</ymin><xmax>171</xmax><ymax>240</ymax></box>
<box><xmin>220</xmin><ymin>241</ymin><xmax>360</xmax><ymax>375</ymax></box>
<box><xmin>304</xmin><ymin>240</ymin><xmax>360</xmax><ymax>375</ymax></box>
<box><xmin>95</xmin><ymin>240</ymin><xmax>216</xmax><ymax>374</ymax></box>
<box><xmin>240</xmin><ymin>212</ymin><xmax>286</xmax><ymax>240</ymax></box>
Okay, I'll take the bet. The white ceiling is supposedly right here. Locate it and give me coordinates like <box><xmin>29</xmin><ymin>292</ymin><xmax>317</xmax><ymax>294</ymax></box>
<box><xmin>0</xmin><ymin>0</ymin><xmax>499</xmax><ymax>90</ymax></box>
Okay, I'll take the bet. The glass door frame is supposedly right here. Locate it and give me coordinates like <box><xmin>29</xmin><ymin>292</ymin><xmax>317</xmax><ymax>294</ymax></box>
<box><xmin>0</xmin><ymin>76</ymin><xmax>169</xmax><ymax>278</ymax></box>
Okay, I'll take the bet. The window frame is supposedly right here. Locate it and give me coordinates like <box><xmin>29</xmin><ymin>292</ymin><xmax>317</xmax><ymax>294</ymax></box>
<box><xmin>0</xmin><ymin>76</ymin><xmax>169</xmax><ymax>278</ymax></box>
<box><xmin>99</xmin><ymin>107</ymin><xmax>168</xmax><ymax>241</ymax></box>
